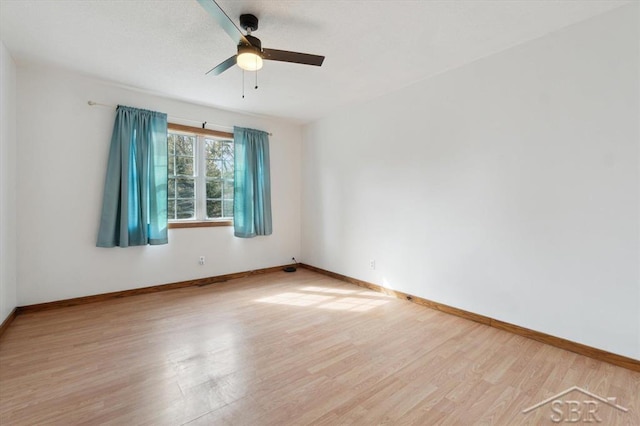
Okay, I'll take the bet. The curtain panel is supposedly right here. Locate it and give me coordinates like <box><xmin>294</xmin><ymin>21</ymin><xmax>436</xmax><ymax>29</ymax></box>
<box><xmin>97</xmin><ymin>105</ymin><xmax>168</xmax><ymax>247</ymax></box>
<box><xmin>233</xmin><ymin>126</ymin><xmax>272</xmax><ymax>238</ymax></box>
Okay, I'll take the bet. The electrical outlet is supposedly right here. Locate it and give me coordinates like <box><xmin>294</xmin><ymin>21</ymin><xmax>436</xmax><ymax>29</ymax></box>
<box><xmin>369</xmin><ymin>259</ymin><xmax>375</xmax><ymax>270</ymax></box>
<box><xmin>199</xmin><ymin>256</ymin><xmax>205</xmax><ymax>265</ymax></box>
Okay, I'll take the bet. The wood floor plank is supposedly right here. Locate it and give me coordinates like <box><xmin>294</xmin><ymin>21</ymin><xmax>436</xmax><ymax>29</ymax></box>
<box><xmin>0</xmin><ymin>269</ymin><xmax>638</xmax><ymax>425</ymax></box>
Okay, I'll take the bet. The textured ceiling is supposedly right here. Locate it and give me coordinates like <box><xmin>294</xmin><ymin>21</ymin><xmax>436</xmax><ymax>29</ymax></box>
<box><xmin>0</xmin><ymin>0</ymin><xmax>630</xmax><ymax>123</ymax></box>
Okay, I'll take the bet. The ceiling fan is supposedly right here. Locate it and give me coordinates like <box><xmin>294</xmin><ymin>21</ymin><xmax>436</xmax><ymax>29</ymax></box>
<box><xmin>197</xmin><ymin>0</ymin><xmax>325</xmax><ymax>76</ymax></box>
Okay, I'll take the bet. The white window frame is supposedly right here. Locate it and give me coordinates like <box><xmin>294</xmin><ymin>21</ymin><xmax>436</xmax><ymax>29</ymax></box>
<box><xmin>167</xmin><ymin>123</ymin><xmax>234</xmax><ymax>228</ymax></box>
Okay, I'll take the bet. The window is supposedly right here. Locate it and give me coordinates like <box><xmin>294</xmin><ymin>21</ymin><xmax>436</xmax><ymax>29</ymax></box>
<box><xmin>167</xmin><ymin>123</ymin><xmax>234</xmax><ymax>228</ymax></box>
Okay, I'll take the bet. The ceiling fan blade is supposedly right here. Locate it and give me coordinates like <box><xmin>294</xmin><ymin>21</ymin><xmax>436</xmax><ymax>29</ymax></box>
<box><xmin>196</xmin><ymin>0</ymin><xmax>250</xmax><ymax>46</ymax></box>
<box><xmin>262</xmin><ymin>48</ymin><xmax>325</xmax><ymax>67</ymax></box>
<box><xmin>206</xmin><ymin>55</ymin><xmax>237</xmax><ymax>75</ymax></box>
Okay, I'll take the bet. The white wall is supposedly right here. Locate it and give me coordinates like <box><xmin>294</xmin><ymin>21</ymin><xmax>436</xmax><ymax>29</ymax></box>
<box><xmin>302</xmin><ymin>4</ymin><xmax>639</xmax><ymax>359</ymax></box>
<box><xmin>0</xmin><ymin>41</ymin><xmax>18</xmax><ymax>325</ymax></box>
<box><xmin>16</xmin><ymin>66</ymin><xmax>301</xmax><ymax>306</ymax></box>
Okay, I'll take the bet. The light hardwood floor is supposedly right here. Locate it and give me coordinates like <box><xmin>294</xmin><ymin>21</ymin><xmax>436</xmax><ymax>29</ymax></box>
<box><xmin>0</xmin><ymin>269</ymin><xmax>638</xmax><ymax>425</ymax></box>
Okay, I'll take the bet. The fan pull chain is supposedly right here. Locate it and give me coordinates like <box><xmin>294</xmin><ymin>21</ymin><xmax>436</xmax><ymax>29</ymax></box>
<box><xmin>242</xmin><ymin>70</ymin><xmax>245</xmax><ymax>99</ymax></box>
<box><xmin>255</xmin><ymin>54</ymin><xmax>259</xmax><ymax>89</ymax></box>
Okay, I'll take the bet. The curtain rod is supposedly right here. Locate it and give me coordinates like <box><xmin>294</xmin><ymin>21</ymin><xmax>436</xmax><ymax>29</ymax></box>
<box><xmin>87</xmin><ymin>101</ymin><xmax>272</xmax><ymax>136</ymax></box>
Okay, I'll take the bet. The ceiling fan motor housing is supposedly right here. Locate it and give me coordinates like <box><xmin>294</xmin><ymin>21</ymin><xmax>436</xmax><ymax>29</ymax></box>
<box><xmin>240</xmin><ymin>14</ymin><xmax>259</xmax><ymax>33</ymax></box>
<box><xmin>245</xmin><ymin>34</ymin><xmax>262</xmax><ymax>50</ymax></box>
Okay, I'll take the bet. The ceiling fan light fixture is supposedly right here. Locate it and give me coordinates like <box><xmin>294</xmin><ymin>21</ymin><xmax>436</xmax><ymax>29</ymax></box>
<box><xmin>237</xmin><ymin>49</ymin><xmax>263</xmax><ymax>71</ymax></box>
<box><xmin>198</xmin><ymin>1</ymin><xmax>324</xmax><ymax>77</ymax></box>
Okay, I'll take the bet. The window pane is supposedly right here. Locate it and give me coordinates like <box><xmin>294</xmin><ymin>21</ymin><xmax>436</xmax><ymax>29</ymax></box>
<box><xmin>176</xmin><ymin>178</ymin><xmax>195</xmax><ymax>198</ymax></box>
<box><xmin>205</xmin><ymin>139</ymin><xmax>218</xmax><ymax>157</ymax></box>
<box><xmin>222</xmin><ymin>180</ymin><xmax>234</xmax><ymax>199</ymax></box>
<box><xmin>223</xmin><ymin>159</ymin><xmax>234</xmax><ymax>179</ymax></box>
<box><xmin>221</xmin><ymin>142</ymin><xmax>233</xmax><ymax>160</ymax></box>
<box><xmin>168</xmin><ymin>178</ymin><xmax>176</xmax><ymax>198</ymax></box>
<box><xmin>168</xmin><ymin>157</ymin><xmax>174</xmax><ymax>176</ymax></box>
<box><xmin>207</xmin><ymin>180</ymin><xmax>222</xmax><ymax>199</ymax></box>
<box><xmin>175</xmin><ymin>135</ymin><xmax>195</xmax><ymax>156</ymax></box>
<box><xmin>207</xmin><ymin>159</ymin><xmax>222</xmax><ymax>178</ymax></box>
<box><xmin>207</xmin><ymin>200</ymin><xmax>222</xmax><ymax>219</ymax></box>
<box><xmin>175</xmin><ymin>156</ymin><xmax>194</xmax><ymax>176</ymax></box>
<box><xmin>168</xmin><ymin>135</ymin><xmax>175</xmax><ymax>155</ymax></box>
<box><xmin>168</xmin><ymin>199</ymin><xmax>176</xmax><ymax>220</ymax></box>
<box><xmin>222</xmin><ymin>200</ymin><xmax>234</xmax><ymax>218</ymax></box>
<box><xmin>177</xmin><ymin>199</ymin><xmax>195</xmax><ymax>219</ymax></box>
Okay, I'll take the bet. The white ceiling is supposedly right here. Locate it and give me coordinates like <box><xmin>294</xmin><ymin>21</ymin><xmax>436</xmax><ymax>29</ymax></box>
<box><xmin>0</xmin><ymin>0</ymin><xmax>630</xmax><ymax>123</ymax></box>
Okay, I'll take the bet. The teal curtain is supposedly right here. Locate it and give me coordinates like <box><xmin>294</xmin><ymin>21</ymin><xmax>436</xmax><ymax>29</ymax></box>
<box><xmin>233</xmin><ymin>126</ymin><xmax>272</xmax><ymax>238</ymax></box>
<box><xmin>97</xmin><ymin>105</ymin><xmax>168</xmax><ymax>247</ymax></box>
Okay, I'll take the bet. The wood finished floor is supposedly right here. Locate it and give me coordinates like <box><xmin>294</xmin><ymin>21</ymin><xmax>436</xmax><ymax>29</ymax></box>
<box><xmin>0</xmin><ymin>269</ymin><xmax>637</xmax><ymax>425</ymax></box>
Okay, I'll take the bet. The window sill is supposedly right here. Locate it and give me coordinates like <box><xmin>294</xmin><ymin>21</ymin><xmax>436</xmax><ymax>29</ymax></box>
<box><xmin>169</xmin><ymin>220</ymin><xmax>233</xmax><ymax>229</ymax></box>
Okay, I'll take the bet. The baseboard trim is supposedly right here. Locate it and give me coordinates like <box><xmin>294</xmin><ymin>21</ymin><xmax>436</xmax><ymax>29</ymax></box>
<box><xmin>300</xmin><ymin>263</ymin><xmax>640</xmax><ymax>373</ymax></box>
<box><xmin>0</xmin><ymin>308</ymin><xmax>18</xmax><ymax>340</ymax></box>
<box><xmin>16</xmin><ymin>264</ymin><xmax>295</xmax><ymax>315</ymax></box>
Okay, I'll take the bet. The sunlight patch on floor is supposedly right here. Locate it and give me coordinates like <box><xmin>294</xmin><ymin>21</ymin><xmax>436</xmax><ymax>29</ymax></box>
<box><xmin>299</xmin><ymin>286</ymin><xmax>357</xmax><ymax>295</ymax></box>
<box><xmin>255</xmin><ymin>292</ymin><xmax>334</xmax><ymax>307</ymax></box>
<box><xmin>317</xmin><ymin>297</ymin><xmax>389</xmax><ymax>312</ymax></box>
<box><xmin>255</xmin><ymin>289</ymin><xmax>390</xmax><ymax>312</ymax></box>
